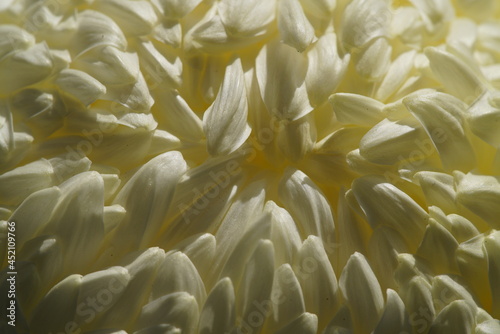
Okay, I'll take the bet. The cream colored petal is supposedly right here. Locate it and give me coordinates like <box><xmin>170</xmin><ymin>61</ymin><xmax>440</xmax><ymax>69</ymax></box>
<box><xmin>188</xmin><ymin>8</ymin><xmax>229</xmax><ymax>52</ymax></box>
<box><xmin>153</xmin><ymin>19</ymin><xmax>182</xmax><ymax>48</ymax></box>
<box><xmin>373</xmin><ymin>289</ymin><xmax>410</xmax><ymax>334</ymax></box>
<box><xmin>73</xmin><ymin>10</ymin><xmax>127</xmax><ymax>56</ymax></box>
<box><xmin>293</xmin><ymin>236</ymin><xmax>338</xmax><ymax>326</ymax></box>
<box><xmin>456</xmin><ymin>234</ymin><xmax>491</xmax><ymax>309</ymax></box>
<box><xmin>416</xmin><ymin>220</ymin><xmax>459</xmax><ymax>274</ymax></box>
<box><xmin>0</xmin><ymin>42</ymin><xmax>53</xmax><ymax>94</ymax></box>
<box><xmin>103</xmin><ymin>72</ymin><xmax>154</xmax><ymax>112</ymax></box>
<box><xmin>330</xmin><ymin>93</ymin><xmax>385</xmax><ymax>126</ymax></box>
<box><xmin>10</xmin><ymin>187</ymin><xmax>60</xmax><ymax>246</ymax></box>
<box><xmin>266</xmin><ymin>201</ymin><xmax>302</xmax><ymax>266</ymax></box>
<box><xmin>447</xmin><ymin>18</ymin><xmax>477</xmax><ymax>50</ymax></box>
<box><xmin>414</xmin><ymin>171</ymin><xmax>456</xmax><ymax>214</ymax></box>
<box><xmin>369</xmin><ymin>226</ymin><xmax>409</xmax><ymax>291</ymax></box>
<box><xmin>278</xmin><ymin>0</ymin><xmax>315</xmax><ymax>52</ymax></box>
<box><xmin>352</xmin><ymin>175</ymin><xmax>428</xmax><ymax>249</ymax></box>
<box><xmin>136</xmin><ymin>40</ymin><xmax>182</xmax><ymax>88</ymax></box>
<box><xmin>30</xmin><ymin>274</ymin><xmax>82</xmax><ymax>334</ymax></box>
<box><xmin>155</xmin><ymin>0</ymin><xmax>202</xmax><ymax>19</ymax></box>
<box><xmin>476</xmin><ymin>320</ymin><xmax>500</xmax><ymax>334</ymax></box>
<box><xmin>341</xmin><ymin>0</ymin><xmax>390</xmax><ymax>50</ymax></box>
<box><xmin>172</xmin><ymin>233</ymin><xmax>216</xmax><ymax>279</ymax></box>
<box><xmin>159</xmin><ymin>153</ymin><xmax>245</xmax><ymax>247</ymax></box>
<box><xmin>218</xmin><ymin>0</ymin><xmax>275</xmax><ymax>37</ymax></box>
<box><xmin>111</xmin><ymin>152</ymin><xmax>186</xmax><ymax>253</ymax></box>
<box><xmin>0</xmin><ymin>25</ymin><xmax>34</xmax><ymax>59</ymax></box>
<box><xmin>299</xmin><ymin>0</ymin><xmax>336</xmax><ymax>18</ymax></box>
<box><xmin>95</xmin><ymin>0</ymin><xmax>157</xmax><ymax>36</ymax></box>
<box><xmin>454</xmin><ymin>172</ymin><xmax>500</xmax><ymax>229</ymax></box>
<box><xmin>203</xmin><ymin>58</ymin><xmax>251</xmax><ymax>156</ymax></box>
<box><xmin>322</xmin><ymin>305</ymin><xmax>352</xmax><ymax>333</ymax></box>
<box><xmin>431</xmin><ymin>275</ymin><xmax>476</xmax><ymax>312</ymax></box>
<box><xmin>95</xmin><ymin>248</ymin><xmax>166</xmax><ymax>329</ymax></box>
<box><xmin>354</xmin><ymin>38</ymin><xmax>392</xmax><ymax>80</ymax></box>
<box><xmin>55</xmin><ymin>69</ymin><xmax>106</xmax><ymax>106</ymax></box>
<box><xmin>276</xmin><ymin>115</ymin><xmax>315</xmax><ymax>162</ymax></box>
<box><xmin>403</xmin><ymin>276</ymin><xmax>435</xmax><ymax>334</ymax></box>
<box><xmin>0</xmin><ymin>158</ymin><xmax>54</xmax><ymax>206</ymax></box>
<box><xmin>467</xmin><ymin>91</ymin><xmax>500</xmax><ymax>148</ymax></box>
<box><xmin>306</xmin><ymin>33</ymin><xmax>349</xmax><ymax>107</ymax></box>
<box><xmin>429</xmin><ymin>300</ymin><xmax>475</xmax><ymax>334</ymax></box>
<box><xmin>137</xmin><ymin>292</ymin><xmax>199</xmax><ymax>334</ymax></box>
<box><xmin>236</xmin><ymin>240</ymin><xmax>274</xmax><ymax>333</ymax></box>
<box><xmin>152</xmin><ymin>90</ymin><xmax>204</xmax><ymax>142</ymax></box>
<box><xmin>359</xmin><ymin>117</ymin><xmax>429</xmax><ymax>165</ymax></box>
<box><xmin>75</xmin><ymin>266</ymin><xmax>130</xmax><ymax>325</ymax></box>
<box><xmin>339</xmin><ymin>252</ymin><xmax>384</xmax><ymax>334</ymax></box>
<box><xmin>210</xmin><ymin>180</ymin><xmax>266</xmax><ymax>283</ymax></box>
<box><xmin>425</xmin><ymin>47</ymin><xmax>485</xmax><ymax>102</ymax></box>
<box><xmin>410</xmin><ymin>0</ymin><xmax>454</xmax><ymax>34</ymax></box>
<box><xmin>485</xmin><ymin>231</ymin><xmax>500</xmax><ymax>318</ymax></box>
<box><xmin>275</xmin><ymin>312</ymin><xmax>318</xmax><ymax>334</ymax></box>
<box><xmin>256</xmin><ymin>40</ymin><xmax>312</xmax><ymax>121</ymax></box>
<box><xmin>268</xmin><ymin>264</ymin><xmax>305</xmax><ymax>332</ymax></box>
<box><xmin>198</xmin><ymin>277</ymin><xmax>235</xmax><ymax>334</ymax></box>
<box><xmin>447</xmin><ymin>214</ymin><xmax>479</xmax><ymax>244</ymax></box>
<box><xmin>278</xmin><ymin>168</ymin><xmax>335</xmax><ymax>244</ymax></box>
<box><xmin>376</xmin><ymin>50</ymin><xmax>417</xmax><ymax>102</ymax></box>
<box><xmin>42</xmin><ymin>172</ymin><xmax>105</xmax><ymax>274</ymax></box>
<box><xmin>152</xmin><ymin>251</ymin><xmax>206</xmax><ymax>305</ymax></box>
<box><xmin>404</xmin><ymin>92</ymin><xmax>475</xmax><ymax>171</ymax></box>
<box><xmin>478</xmin><ymin>22</ymin><xmax>500</xmax><ymax>53</ymax></box>
<box><xmin>74</xmin><ymin>46</ymin><xmax>139</xmax><ymax>86</ymax></box>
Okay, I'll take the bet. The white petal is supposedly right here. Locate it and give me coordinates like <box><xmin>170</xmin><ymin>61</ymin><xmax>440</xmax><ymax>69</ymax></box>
<box><xmin>278</xmin><ymin>0</ymin><xmax>315</xmax><ymax>52</ymax></box>
<box><xmin>429</xmin><ymin>300</ymin><xmax>475</xmax><ymax>334</ymax></box>
<box><xmin>410</xmin><ymin>0</ymin><xmax>454</xmax><ymax>34</ymax></box>
<box><xmin>275</xmin><ymin>312</ymin><xmax>318</xmax><ymax>334</ymax></box>
<box><xmin>306</xmin><ymin>33</ymin><xmax>349</xmax><ymax>106</ymax></box>
<box><xmin>268</xmin><ymin>264</ymin><xmax>305</xmax><ymax>331</ymax></box>
<box><xmin>236</xmin><ymin>240</ymin><xmax>275</xmax><ymax>333</ymax></box>
<box><xmin>73</xmin><ymin>10</ymin><xmax>127</xmax><ymax>56</ymax></box>
<box><xmin>454</xmin><ymin>172</ymin><xmax>500</xmax><ymax>229</ymax></box>
<box><xmin>403</xmin><ymin>276</ymin><xmax>435</xmax><ymax>334</ymax></box>
<box><xmin>256</xmin><ymin>40</ymin><xmax>312</xmax><ymax>121</ymax></box>
<box><xmin>373</xmin><ymin>289</ymin><xmax>410</xmax><ymax>334</ymax></box>
<box><xmin>330</xmin><ymin>93</ymin><xmax>385</xmax><ymax>126</ymax></box>
<box><xmin>376</xmin><ymin>50</ymin><xmax>417</xmax><ymax>101</ymax></box>
<box><xmin>359</xmin><ymin>117</ymin><xmax>429</xmax><ymax>165</ymax></box>
<box><xmin>203</xmin><ymin>58</ymin><xmax>251</xmax><ymax>156</ymax></box>
<box><xmin>467</xmin><ymin>91</ymin><xmax>500</xmax><ymax>148</ymax></box>
<box><xmin>404</xmin><ymin>92</ymin><xmax>475</xmax><ymax>171</ymax></box>
<box><xmin>136</xmin><ymin>40</ymin><xmax>182</xmax><ymax>88</ymax></box>
<box><xmin>299</xmin><ymin>0</ymin><xmax>336</xmax><ymax>18</ymax></box>
<box><xmin>75</xmin><ymin>266</ymin><xmax>130</xmax><ymax>325</ymax></box>
<box><xmin>0</xmin><ymin>158</ymin><xmax>54</xmax><ymax>205</ymax></box>
<box><xmin>341</xmin><ymin>0</ymin><xmax>390</xmax><ymax>49</ymax></box>
<box><xmin>172</xmin><ymin>233</ymin><xmax>216</xmax><ymax>279</ymax></box>
<box><xmin>339</xmin><ymin>252</ymin><xmax>384</xmax><ymax>334</ymax></box>
<box><xmin>111</xmin><ymin>152</ymin><xmax>186</xmax><ymax>253</ymax></box>
<box><xmin>431</xmin><ymin>275</ymin><xmax>476</xmax><ymax>312</ymax></box>
<box><xmin>476</xmin><ymin>320</ymin><xmax>500</xmax><ymax>334</ymax></box>
<box><xmin>155</xmin><ymin>0</ymin><xmax>202</xmax><ymax>18</ymax></box>
<box><xmin>352</xmin><ymin>175</ymin><xmax>428</xmax><ymax>250</ymax></box>
<box><xmin>0</xmin><ymin>42</ymin><xmax>53</xmax><ymax>94</ymax></box>
<box><xmin>43</xmin><ymin>172</ymin><xmax>105</xmax><ymax>274</ymax></box>
<box><xmin>276</xmin><ymin>115</ymin><xmax>315</xmax><ymax>162</ymax></box>
<box><xmin>414</xmin><ymin>171</ymin><xmax>456</xmax><ymax>214</ymax></box>
<box><xmin>55</xmin><ymin>69</ymin><xmax>106</xmax><ymax>106</ymax></box>
<box><xmin>198</xmin><ymin>277</ymin><xmax>235</xmax><ymax>334</ymax></box>
<box><xmin>293</xmin><ymin>236</ymin><xmax>338</xmax><ymax>325</ymax></box>
<box><xmin>137</xmin><ymin>292</ymin><xmax>199</xmax><ymax>334</ymax></box>
<box><xmin>278</xmin><ymin>168</ymin><xmax>335</xmax><ymax>244</ymax></box>
<box><xmin>416</xmin><ymin>220</ymin><xmax>459</xmax><ymax>273</ymax></box>
<box><xmin>30</xmin><ymin>274</ymin><xmax>82</xmax><ymax>334</ymax></box>
<box><xmin>353</xmin><ymin>37</ymin><xmax>392</xmax><ymax>79</ymax></box>
<box><xmin>218</xmin><ymin>0</ymin><xmax>275</xmax><ymax>37</ymax></box>
<box><xmin>266</xmin><ymin>201</ymin><xmax>302</xmax><ymax>266</ymax></box>
<box><xmin>484</xmin><ymin>231</ymin><xmax>500</xmax><ymax>318</ymax></box>
<box><xmin>152</xmin><ymin>251</ymin><xmax>206</xmax><ymax>305</ymax></box>
<box><xmin>0</xmin><ymin>25</ymin><xmax>34</xmax><ymax>59</ymax></box>
<box><xmin>95</xmin><ymin>0</ymin><xmax>157</xmax><ymax>36</ymax></box>
<box><xmin>153</xmin><ymin>18</ymin><xmax>182</xmax><ymax>48</ymax></box>
<box><xmin>425</xmin><ymin>47</ymin><xmax>485</xmax><ymax>102</ymax></box>
<box><xmin>152</xmin><ymin>90</ymin><xmax>204</xmax><ymax>142</ymax></box>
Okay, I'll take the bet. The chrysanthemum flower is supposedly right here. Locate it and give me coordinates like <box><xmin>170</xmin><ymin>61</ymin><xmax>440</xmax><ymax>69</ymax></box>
<box><xmin>1</xmin><ymin>0</ymin><xmax>500</xmax><ymax>333</ymax></box>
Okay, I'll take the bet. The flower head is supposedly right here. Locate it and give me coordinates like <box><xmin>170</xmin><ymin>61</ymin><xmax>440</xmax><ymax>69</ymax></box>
<box><xmin>1</xmin><ymin>0</ymin><xmax>500</xmax><ymax>333</ymax></box>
